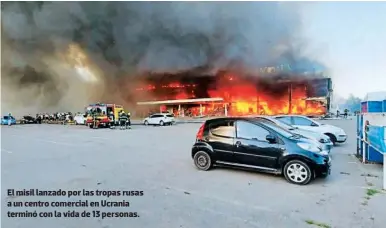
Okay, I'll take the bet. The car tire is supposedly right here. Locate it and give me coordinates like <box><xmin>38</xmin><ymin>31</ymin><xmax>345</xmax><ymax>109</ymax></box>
<box><xmin>325</xmin><ymin>133</ymin><xmax>337</xmax><ymax>145</ymax></box>
<box><xmin>159</xmin><ymin>120</ymin><xmax>164</xmax><ymax>126</ymax></box>
<box><xmin>144</xmin><ymin>120</ymin><xmax>149</xmax><ymax>125</ymax></box>
<box><xmin>193</xmin><ymin>151</ymin><xmax>212</xmax><ymax>171</ymax></box>
<box><xmin>75</xmin><ymin>121</ymin><xmax>78</xmax><ymax>125</ymax></box>
<box><xmin>283</xmin><ymin>160</ymin><xmax>312</xmax><ymax>185</ymax></box>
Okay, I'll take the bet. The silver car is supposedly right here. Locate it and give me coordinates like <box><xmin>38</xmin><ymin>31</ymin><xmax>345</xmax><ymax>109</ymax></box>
<box><xmin>251</xmin><ymin>116</ymin><xmax>334</xmax><ymax>153</ymax></box>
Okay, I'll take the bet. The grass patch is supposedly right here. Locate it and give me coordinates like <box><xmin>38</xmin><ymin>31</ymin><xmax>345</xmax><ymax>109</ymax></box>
<box><xmin>366</xmin><ymin>188</ymin><xmax>381</xmax><ymax>197</ymax></box>
<box><xmin>364</xmin><ymin>196</ymin><xmax>371</xmax><ymax>200</ymax></box>
<box><xmin>305</xmin><ymin>219</ymin><xmax>331</xmax><ymax>228</ymax></box>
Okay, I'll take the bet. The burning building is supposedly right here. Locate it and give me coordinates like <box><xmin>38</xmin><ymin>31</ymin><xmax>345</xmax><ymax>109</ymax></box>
<box><xmin>133</xmin><ymin>68</ymin><xmax>333</xmax><ymax>117</ymax></box>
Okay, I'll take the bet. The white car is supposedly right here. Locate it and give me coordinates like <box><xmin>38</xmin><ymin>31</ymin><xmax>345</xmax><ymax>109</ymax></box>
<box><xmin>252</xmin><ymin>116</ymin><xmax>333</xmax><ymax>152</ymax></box>
<box><xmin>74</xmin><ymin>113</ymin><xmax>87</xmax><ymax>125</ymax></box>
<box><xmin>143</xmin><ymin>113</ymin><xmax>175</xmax><ymax>126</ymax></box>
<box><xmin>274</xmin><ymin>115</ymin><xmax>347</xmax><ymax>144</ymax></box>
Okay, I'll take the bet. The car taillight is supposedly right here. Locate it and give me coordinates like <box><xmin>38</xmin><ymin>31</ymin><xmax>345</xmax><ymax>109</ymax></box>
<box><xmin>196</xmin><ymin>123</ymin><xmax>205</xmax><ymax>140</ymax></box>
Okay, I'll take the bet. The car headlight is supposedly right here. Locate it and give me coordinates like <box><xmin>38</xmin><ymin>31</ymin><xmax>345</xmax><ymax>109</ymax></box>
<box><xmin>319</xmin><ymin>150</ymin><xmax>329</xmax><ymax>156</ymax></box>
<box><xmin>319</xmin><ymin>138</ymin><xmax>331</xmax><ymax>143</ymax></box>
<box><xmin>337</xmin><ymin>129</ymin><xmax>346</xmax><ymax>135</ymax></box>
<box><xmin>297</xmin><ymin>142</ymin><xmax>321</xmax><ymax>153</ymax></box>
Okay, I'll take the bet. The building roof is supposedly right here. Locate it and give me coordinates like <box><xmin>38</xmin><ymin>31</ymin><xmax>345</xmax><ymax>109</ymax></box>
<box><xmin>363</xmin><ymin>91</ymin><xmax>386</xmax><ymax>101</ymax></box>
<box><xmin>137</xmin><ymin>98</ymin><xmax>224</xmax><ymax>105</ymax></box>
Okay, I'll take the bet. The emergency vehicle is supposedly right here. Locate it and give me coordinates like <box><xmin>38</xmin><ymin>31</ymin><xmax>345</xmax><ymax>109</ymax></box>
<box><xmin>85</xmin><ymin>103</ymin><xmax>124</xmax><ymax>128</ymax></box>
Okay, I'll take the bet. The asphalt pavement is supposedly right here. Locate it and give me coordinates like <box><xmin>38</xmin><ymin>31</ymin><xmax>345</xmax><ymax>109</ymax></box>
<box><xmin>1</xmin><ymin>119</ymin><xmax>385</xmax><ymax>228</ymax></box>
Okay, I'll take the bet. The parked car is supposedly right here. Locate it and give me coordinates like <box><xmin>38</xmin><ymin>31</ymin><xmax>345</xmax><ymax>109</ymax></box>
<box><xmin>20</xmin><ymin>115</ymin><xmax>37</xmax><ymax>124</ymax></box>
<box><xmin>1</xmin><ymin>116</ymin><xmax>17</xmax><ymax>125</ymax></box>
<box><xmin>191</xmin><ymin>117</ymin><xmax>331</xmax><ymax>185</ymax></box>
<box><xmin>251</xmin><ymin>116</ymin><xmax>333</xmax><ymax>153</ymax></box>
<box><xmin>74</xmin><ymin>113</ymin><xmax>87</xmax><ymax>125</ymax></box>
<box><xmin>143</xmin><ymin>113</ymin><xmax>175</xmax><ymax>126</ymax></box>
<box><xmin>274</xmin><ymin>115</ymin><xmax>347</xmax><ymax>144</ymax></box>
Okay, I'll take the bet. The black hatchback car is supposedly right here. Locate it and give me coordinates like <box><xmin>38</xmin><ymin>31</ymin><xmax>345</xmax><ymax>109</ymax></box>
<box><xmin>191</xmin><ymin>117</ymin><xmax>331</xmax><ymax>185</ymax></box>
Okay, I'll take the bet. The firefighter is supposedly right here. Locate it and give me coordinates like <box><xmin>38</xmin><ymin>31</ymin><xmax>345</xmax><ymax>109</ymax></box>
<box><xmin>119</xmin><ymin>110</ymin><xmax>128</xmax><ymax>130</ymax></box>
<box><xmin>109</xmin><ymin>111</ymin><xmax>115</xmax><ymax>129</ymax></box>
<box><xmin>92</xmin><ymin>108</ymin><xmax>99</xmax><ymax>129</ymax></box>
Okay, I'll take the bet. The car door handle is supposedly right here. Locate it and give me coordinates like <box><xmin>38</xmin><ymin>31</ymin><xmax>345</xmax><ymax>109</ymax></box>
<box><xmin>235</xmin><ymin>141</ymin><xmax>242</xmax><ymax>147</ymax></box>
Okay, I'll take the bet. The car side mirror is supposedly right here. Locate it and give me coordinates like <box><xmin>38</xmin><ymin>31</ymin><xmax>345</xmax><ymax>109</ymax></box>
<box><xmin>311</xmin><ymin>122</ymin><xmax>318</xmax><ymax>127</ymax></box>
<box><xmin>266</xmin><ymin>135</ymin><xmax>276</xmax><ymax>143</ymax></box>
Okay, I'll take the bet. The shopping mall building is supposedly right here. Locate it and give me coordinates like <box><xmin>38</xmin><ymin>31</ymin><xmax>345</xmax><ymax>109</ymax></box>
<box><xmin>133</xmin><ymin>67</ymin><xmax>333</xmax><ymax>117</ymax></box>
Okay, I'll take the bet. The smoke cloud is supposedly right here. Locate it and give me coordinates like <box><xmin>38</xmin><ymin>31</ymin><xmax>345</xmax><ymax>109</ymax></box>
<box><xmin>1</xmin><ymin>2</ymin><xmax>324</xmax><ymax>115</ymax></box>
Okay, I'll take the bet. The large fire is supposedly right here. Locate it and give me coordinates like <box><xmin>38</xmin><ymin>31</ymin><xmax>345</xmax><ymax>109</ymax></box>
<box><xmin>134</xmin><ymin>72</ymin><xmax>328</xmax><ymax>117</ymax></box>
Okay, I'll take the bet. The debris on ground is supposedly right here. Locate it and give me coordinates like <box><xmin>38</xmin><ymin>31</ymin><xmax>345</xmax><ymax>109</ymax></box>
<box><xmin>361</xmin><ymin>173</ymin><xmax>379</xmax><ymax>178</ymax></box>
<box><xmin>304</xmin><ymin>219</ymin><xmax>331</xmax><ymax>228</ymax></box>
<box><xmin>366</xmin><ymin>188</ymin><xmax>381</xmax><ymax>197</ymax></box>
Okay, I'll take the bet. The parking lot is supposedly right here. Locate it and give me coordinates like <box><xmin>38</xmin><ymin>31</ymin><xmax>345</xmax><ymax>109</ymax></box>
<box><xmin>1</xmin><ymin>119</ymin><xmax>385</xmax><ymax>228</ymax></box>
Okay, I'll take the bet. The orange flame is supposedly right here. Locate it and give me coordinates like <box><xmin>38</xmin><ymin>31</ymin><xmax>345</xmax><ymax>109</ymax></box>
<box><xmin>135</xmin><ymin>73</ymin><xmax>326</xmax><ymax>116</ymax></box>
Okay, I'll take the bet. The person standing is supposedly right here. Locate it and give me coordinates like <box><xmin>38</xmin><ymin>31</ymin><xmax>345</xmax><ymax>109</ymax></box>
<box><xmin>118</xmin><ymin>111</ymin><xmax>128</xmax><ymax>130</ymax></box>
<box><xmin>7</xmin><ymin>113</ymin><xmax>12</xmax><ymax>126</ymax></box>
<box><xmin>108</xmin><ymin>111</ymin><xmax>115</xmax><ymax>129</ymax></box>
<box><xmin>92</xmin><ymin>108</ymin><xmax>98</xmax><ymax>129</ymax></box>
<box><xmin>344</xmin><ymin>109</ymin><xmax>348</xmax><ymax>119</ymax></box>
<box><xmin>126</xmin><ymin>111</ymin><xmax>131</xmax><ymax>129</ymax></box>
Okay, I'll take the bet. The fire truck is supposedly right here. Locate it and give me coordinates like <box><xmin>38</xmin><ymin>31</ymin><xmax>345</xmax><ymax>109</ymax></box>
<box><xmin>85</xmin><ymin>103</ymin><xmax>124</xmax><ymax>128</ymax></box>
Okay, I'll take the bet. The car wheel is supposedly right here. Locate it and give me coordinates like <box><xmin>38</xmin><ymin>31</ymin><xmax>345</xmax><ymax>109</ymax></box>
<box><xmin>144</xmin><ymin>120</ymin><xmax>149</xmax><ymax>125</ymax></box>
<box><xmin>283</xmin><ymin>160</ymin><xmax>312</xmax><ymax>185</ymax></box>
<box><xmin>75</xmin><ymin>121</ymin><xmax>78</xmax><ymax>125</ymax></box>
<box><xmin>193</xmin><ymin>151</ymin><xmax>212</xmax><ymax>171</ymax></box>
<box><xmin>159</xmin><ymin>120</ymin><xmax>164</xmax><ymax>126</ymax></box>
<box><xmin>325</xmin><ymin>133</ymin><xmax>337</xmax><ymax>145</ymax></box>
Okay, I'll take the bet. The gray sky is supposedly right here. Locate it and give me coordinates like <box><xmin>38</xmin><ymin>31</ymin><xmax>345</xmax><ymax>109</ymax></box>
<box><xmin>300</xmin><ymin>2</ymin><xmax>386</xmax><ymax>99</ymax></box>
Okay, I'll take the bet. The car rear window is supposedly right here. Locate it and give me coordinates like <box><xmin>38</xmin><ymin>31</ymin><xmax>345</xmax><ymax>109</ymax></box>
<box><xmin>3</xmin><ymin>116</ymin><xmax>9</xmax><ymax>120</ymax></box>
<box><xmin>275</xmin><ymin>116</ymin><xmax>292</xmax><ymax>125</ymax></box>
<box><xmin>209</xmin><ymin>120</ymin><xmax>235</xmax><ymax>138</ymax></box>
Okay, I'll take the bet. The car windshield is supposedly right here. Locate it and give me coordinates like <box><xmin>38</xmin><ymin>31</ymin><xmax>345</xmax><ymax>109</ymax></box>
<box><xmin>3</xmin><ymin>116</ymin><xmax>9</xmax><ymax>120</ymax></box>
<box><xmin>258</xmin><ymin>121</ymin><xmax>297</xmax><ymax>138</ymax></box>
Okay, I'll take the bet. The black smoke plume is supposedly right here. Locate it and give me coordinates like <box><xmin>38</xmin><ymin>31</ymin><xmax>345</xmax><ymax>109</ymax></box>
<box><xmin>1</xmin><ymin>1</ymin><xmax>324</xmax><ymax>115</ymax></box>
